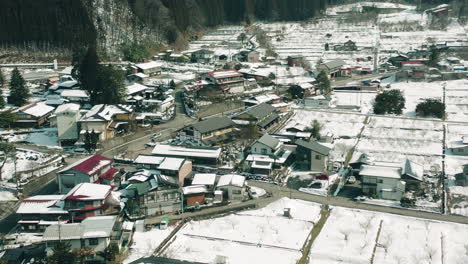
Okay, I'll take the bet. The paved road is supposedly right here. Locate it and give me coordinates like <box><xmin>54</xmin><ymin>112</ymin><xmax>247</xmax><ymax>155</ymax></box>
<box><xmin>331</xmin><ymin>72</ymin><xmax>393</xmax><ymax>87</ymax></box>
<box><xmin>249</xmin><ymin>181</ymin><xmax>468</xmax><ymax>225</ymax></box>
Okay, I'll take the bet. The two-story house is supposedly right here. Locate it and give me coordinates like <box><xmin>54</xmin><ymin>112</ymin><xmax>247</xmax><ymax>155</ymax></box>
<box><xmin>216</xmin><ymin>174</ymin><xmax>246</xmax><ymax>201</ymax></box>
<box><xmin>360</xmin><ymin>159</ymin><xmax>424</xmax><ymax>200</ymax></box>
<box><xmin>62</xmin><ymin>183</ymin><xmax>117</xmax><ymax>221</ymax></box>
<box><xmin>43</xmin><ymin>216</ymin><xmax>121</xmax><ymax>263</ymax></box>
<box><xmin>13</xmin><ymin>102</ymin><xmax>55</xmax><ymax>128</ymax></box>
<box><xmin>231</xmin><ymin>103</ymin><xmax>279</xmax><ymax>131</ymax></box>
<box><xmin>79</xmin><ymin>104</ymin><xmax>135</xmax><ymax>142</ymax></box>
<box><xmin>295</xmin><ymin>139</ymin><xmax>331</xmax><ymax>172</ymax></box>
<box><xmin>246</xmin><ymin>134</ymin><xmax>292</xmax><ymax>174</ymax></box>
<box><xmin>177</xmin><ymin>116</ymin><xmax>235</xmax><ymax>145</ymax></box>
<box><xmin>57</xmin><ymin>154</ymin><xmax>118</xmax><ymax>194</ymax></box>
<box><xmin>16</xmin><ymin>195</ymin><xmax>68</xmax><ymax>232</ymax></box>
<box><xmin>55</xmin><ymin>103</ymin><xmax>81</xmax><ymax>146</ymax></box>
<box><xmin>202</xmin><ymin>70</ymin><xmax>246</xmax><ymax>93</ymax></box>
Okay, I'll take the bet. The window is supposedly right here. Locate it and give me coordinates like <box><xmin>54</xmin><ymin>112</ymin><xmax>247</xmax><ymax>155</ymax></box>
<box><xmin>232</xmin><ymin>190</ymin><xmax>242</xmax><ymax>195</ymax></box>
<box><xmin>261</xmin><ymin>148</ymin><xmax>267</xmax><ymax>155</ymax></box>
<box><xmin>78</xmin><ymin>202</ymin><xmax>85</xmax><ymax>208</ymax></box>
<box><xmin>89</xmin><ymin>238</ymin><xmax>99</xmax><ymax>246</ymax></box>
<box><xmin>315</xmin><ymin>155</ymin><xmax>321</xmax><ymax>160</ymax></box>
<box><xmin>377</xmin><ymin>179</ymin><xmax>383</xmax><ymax>184</ymax></box>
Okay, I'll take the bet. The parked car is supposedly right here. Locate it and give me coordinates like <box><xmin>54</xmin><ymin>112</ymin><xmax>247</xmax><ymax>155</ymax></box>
<box><xmin>347</xmin><ymin>176</ymin><xmax>356</xmax><ymax>184</ymax></box>
<box><xmin>316</xmin><ymin>174</ymin><xmax>328</xmax><ymax>180</ymax></box>
<box><xmin>145</xmin><ymin>142</ymin><xmax>156</xmax><ymax>148</ymax></box>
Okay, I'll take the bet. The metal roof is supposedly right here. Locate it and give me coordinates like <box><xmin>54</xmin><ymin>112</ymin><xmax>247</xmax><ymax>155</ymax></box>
<box><xmin>256</xmin><ymin>134</ymin><xmax>280</xmax><ymax>150</ymax></box>
<box><xmin>191</xmin><ymin>116</ymin><xmax>234</xmax><ymax>134</ymax></box>
<box><xmin>296</xmin><ymin>139</ymin><xmax>331</xmax><ymax>156</ymax></box>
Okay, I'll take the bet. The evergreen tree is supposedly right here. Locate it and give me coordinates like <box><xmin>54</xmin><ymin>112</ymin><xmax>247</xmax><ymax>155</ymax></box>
<box><xmin>0</xmin><ymin>110</ymin><xmax>18</xmax><ymax>127</ymax></box>
<box><xmin>47</xmin><ymin>242</ymin><xmax>76</xmax><ymax>264</ymax></box>
<box><xmin>97</xmin><ymin>243</ymin><xmax>119</xmax><ymax>262</ymax></box>
<box><xmin>316</xmin><ymin>70</ymin><xmax>331</xmax><ymax>95</ymax></box>
<box><xmin>96</xmin><ymin>65</ymin><xmax>126</xmax><ymax>104</ymax></box>
<box><xmin>78</xmin><ymin>46</ymin><xmax>99</xmax><ymax>104</ymax></box>
<box><xmin>373</xmin><ymin>90</ymin><xmax>406</xmax><ymax>115</ymax></box>
<box><xmin>416</xmin><ymin>98</ymin><xmax>445</xmax><ymax>118</ymax></box>
<box><xmin>9</xmin><ymin>68</ymin><xmax>30</xmax><ymax>106</ymax></box>
<box><xmin>288</xmin><ymin>85</ymin><xmax>305</xmax><ymax>99</ymax></box>
<box><xmin>0</xmin><ymin>92</ymin><xmax>5</xmax><ymax>109</ymax></box>
<box><xmin>311</xmin><ymin>119</ymin><xmax>321</xmax><ymax>139</ymax></box>
<box><xmin>169</xmin><ymin>80</ymin><xmax>176</xmax><ymax>89</ymax></box>
<box><xmin>84</xmin><ymin>130</ymin><xmax>99</xmax><ymax>153</ymax></box>
<box><xmin>0</xmin><ymin>68</ymin><xmax>4</xmax><ymax>87</ymax></box>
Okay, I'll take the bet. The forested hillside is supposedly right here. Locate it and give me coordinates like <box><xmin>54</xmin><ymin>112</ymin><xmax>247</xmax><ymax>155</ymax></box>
<box><xmin>0</xmin><ymin>0</ymin><xmax>465</xmax><ymax>60</ymax></box>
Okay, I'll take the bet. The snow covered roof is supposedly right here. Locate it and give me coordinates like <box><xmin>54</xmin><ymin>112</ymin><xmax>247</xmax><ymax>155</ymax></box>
<box><xmin>43</xmin><ymin>215</ymin><xmax>116</xmax><ymax>241</ymax></box>
<box><xmin>15</xmin><ymin>102</ymin><xmax>55</xmax><ymax>118</ymax></box>
<box><xmin>80</xmin><ymin>104</ymin><xmax>134</xmax><ymax>122</ymax></box>
<box><xmin>59</xmin><ymin>154</ymin><xmax>112</xmax><ymax>175</ymax></box>
<box><xmin>64</xmin><ymin>183</ymin><xmax>112</xmax><ymax>201</ymax></box>
<box><xmin>60</xmin><ymin>89</ymin><xmax>89</xmax><ymax>98</ymax></box>
<box><xmin>183</xmin><ymin>185</ymin><xmax>208</xmax><ymax>195</ymax></box>
<box><xmin>359</xmin><ymin>165</ymin><xmax>402</xmax><ymax>179</ymax></box>
<box><xmin>55</xmin><ymin>103</ymin><xmax>80</xmax><ymax>114</ymax></box>
<box><xmin>16</xmin><ymin>195</ymin><xmax>67</xmax><ymax>215</ymax></box>
<box><xmin>152</xmin><ymin>144</ymin><xmax>222</xmax><ymax>159</ymax></box>
<box><xmin>401</xmin><ymin>159</ymin><xmax>424</xmax><ymax>181</ymax></box>
<box><xmin>134</xmin><ymin>155</ymin><xmax>165</xmax><ymax>165</ymax></box>
<box><xmin>192</xmin><ymin>173</ymin><xmax>217</xmax><ymax>186</ymax></box>
<box><xmin>158</xmin><ymin>158</ymin><xmax>185</xmax><ymax>171</ymax></box>
<box><xmin>135</xmin><ymin>61</ymin><xmax>164</xmax><ymax>70</ymax></box>
<box><xmin>217</xmin><ymin>174</ymin><xmax>246</xmax><ymax>188</ymax></box>
<box><xmin>126</xmin><ymin>83</ymin><xmax>148</xmax><ymax>95</ymax></box>
<box><xmin>207</xmin><ymin>69</ymin><xmax>243</xmax><ymax>79</ymax></box>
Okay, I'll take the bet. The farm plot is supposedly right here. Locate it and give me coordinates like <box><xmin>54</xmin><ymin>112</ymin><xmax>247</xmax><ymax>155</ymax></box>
<box><xmin>389</xmin><ymin>81</ymin><xmax>443</xmax><ymax>117</ymax></box>
<box><xmin>162</xmin><ymin>198</ymin><xmax>322</xmax><ymax>264</ymax></box>
<box><xmin>445</xmin><ymin>80</ymin><xmax>468</xmax><ymax>123</ymax></box>
<box><xmin>309</xmin><ymin>206</ymin><xmax>468</xmax><ymax>264</ymax></box>
<box><xmin>284</xmin><ymin>110</ymin><xmax>366</xmax><ymax>138</ymax></box>
<box><xmin>356</xmin><ymin>116</ymin><xmax>443</xmax><ymax>170</ymax></box>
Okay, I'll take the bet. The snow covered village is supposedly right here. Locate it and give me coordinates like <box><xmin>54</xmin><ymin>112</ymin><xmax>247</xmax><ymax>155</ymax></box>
<box><xmin>0</xmin><ymin>1</ymin><xmax>467</xmax><ymax>263</ymax></box>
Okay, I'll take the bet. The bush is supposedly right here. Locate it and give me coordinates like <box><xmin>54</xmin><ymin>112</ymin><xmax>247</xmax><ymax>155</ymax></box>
<box><xmin>415</xmin><ymin>98</ymin><xmax>445</xmax><ymax>118</ymax></box>
<box><xmin>373</xmin><ymin>89</ymin><xmax>405</xmax><ymax>115</ymax></box>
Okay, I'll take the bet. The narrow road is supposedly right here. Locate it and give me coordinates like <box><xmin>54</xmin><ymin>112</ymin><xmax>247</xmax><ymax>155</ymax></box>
<box><xmin>249</xmin><ymin>181</ymin><xmax>468</xmax><ymax>225</ymax></box>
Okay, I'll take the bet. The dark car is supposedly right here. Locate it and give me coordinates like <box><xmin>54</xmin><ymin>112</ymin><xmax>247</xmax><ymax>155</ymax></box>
<box><xmin>309</xmin><ymin>182</ymin><xmax>322</xmax><ymax>189</ymax></box>
<box><xmin>316</xmin><ymin>174</ymin><xmax>328</xmax><ymax>180</ymax></box>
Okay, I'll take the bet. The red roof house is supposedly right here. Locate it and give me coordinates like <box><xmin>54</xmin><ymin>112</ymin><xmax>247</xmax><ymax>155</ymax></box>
<box><xmin>57</xmin><ymin>154</ymin><xmax>119</xmax><ymax>194</ymax></box>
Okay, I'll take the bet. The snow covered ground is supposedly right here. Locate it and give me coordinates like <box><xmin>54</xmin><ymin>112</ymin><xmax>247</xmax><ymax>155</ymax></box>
<box><xmin>309</xmin><ymin>206</ymin><xmax>468</xmax><ymax>264</ymax></box>
<box><xmin>445</xmin><ymin>80</ymin><xmax>468</xmax><ymax>122</ymax></box>
<box><xmin>357</xmin><ymin>116</ymin><xmax>443</xmax><ymax>170</ymax></box>
<box><xmin>285</xmin><ymin>110</ymin><xmax>366</xmax><ymax>138</ymax></box>
<box><xmin>163</xmin><ymin>198</ymin><xmax>322</xmax><ymax>264</ymax></box>
<box><xmin>389</xmin><ymin>81</ymin><xmax>444</xmax><ymax>117</ymax></box>
<box><xmin>124</xmin><ymin>226</ymin><xmax>175</xmax><ymax>264</ymax></box>
<box><xmin>448</xmin><ymin>186</ymin><xmax>468</xmax><ymax>217</ymax></box>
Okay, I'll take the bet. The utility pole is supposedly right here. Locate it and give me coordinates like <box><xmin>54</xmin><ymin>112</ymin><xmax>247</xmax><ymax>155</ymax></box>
<box><xmin>58</xmin><ymin>216</ymin><xmax>62</xmax><ymax>242</ymax></box>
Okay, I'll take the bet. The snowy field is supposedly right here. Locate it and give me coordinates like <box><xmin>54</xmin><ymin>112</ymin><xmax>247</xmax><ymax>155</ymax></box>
<box><xmin>389</xmin><ymin>81</ymin><xmax>444</xmax><ymax>117</ymax></box>
<box><xmin>0</xmin><ymin>149</ymin><xmax>53</xmax><ymax>181</ymax></box>
<box><xmin>357</xmin><ymin>116</ymin><xmax>443</xmax><ymax>170</ymax></box>
<box><xmin>445</xmin><ymin>80</ymin><xmax>468</xmax><ymax>122</ymax></box>
<box><xmin>124</xmin><ymin>225</ymin><xmax>175</xmax><ymax>264</ymax></box>
<box><xmin>309</xmin><ymin>206</ymin><xmax>468</xmax><ymax>264</ymax></box>
<box><xmin>285</xmin><ymin>110</ymin><xmax>366</xmax><ymax>138</ymax></box>
<box><xmin>163</xmin><ymin>198</ymin><xmax>322</xmax><ymax>264</ymax></box>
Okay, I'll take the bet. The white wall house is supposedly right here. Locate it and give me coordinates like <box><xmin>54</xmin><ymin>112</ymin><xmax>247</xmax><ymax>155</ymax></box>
<box><xmin>43</xmin><ymin>216</ymin><xmax>120</xmax><ymax>262</ymax></box>
<box><xmin>55</xmin><ymin>103</ymin><xmax>81</xmax><ymax>146</ymax></box>
<box><xmin>360</xmin><ymin>165</ymin><xmax>406</xmax><ymax>200</ymax></box>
